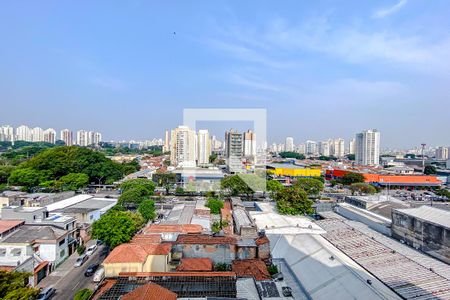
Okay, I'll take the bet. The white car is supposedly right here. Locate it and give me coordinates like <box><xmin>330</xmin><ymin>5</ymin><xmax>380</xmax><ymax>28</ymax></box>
<box><xmin>85</xmin><ymin>245</ymin><xmax>98</xmax><ymax>256</ymax></box>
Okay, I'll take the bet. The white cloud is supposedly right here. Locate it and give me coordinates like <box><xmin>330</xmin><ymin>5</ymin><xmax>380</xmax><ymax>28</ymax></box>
<box><xmin>373</xmin><ymin>0</ymin><xmax>408</xmax><ymax>19</ymax></box>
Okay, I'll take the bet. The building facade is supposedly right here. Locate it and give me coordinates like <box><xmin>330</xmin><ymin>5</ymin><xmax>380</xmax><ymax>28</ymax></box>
<box><xmin>355</xmin><ymin>129</ymin><xmax>381</xmax><ymax>166</ymax></box>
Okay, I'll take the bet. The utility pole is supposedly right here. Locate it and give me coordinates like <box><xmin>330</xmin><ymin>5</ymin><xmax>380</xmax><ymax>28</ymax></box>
<box><xmin>421</xmin><ymin>143</ymin><xmax>426</xmax><ymax>174</ymax></box>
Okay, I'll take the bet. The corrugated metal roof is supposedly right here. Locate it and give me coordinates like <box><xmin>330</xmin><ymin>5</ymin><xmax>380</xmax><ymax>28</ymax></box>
<box><xmin>394</xmin><ymin>205</ymin><xmax>450</xmax><ymax>228</ymax></box>
<box><xmin>45</xmin><ymin>194</ymin><xmax>93</xmax><ymax>212</ymax></box>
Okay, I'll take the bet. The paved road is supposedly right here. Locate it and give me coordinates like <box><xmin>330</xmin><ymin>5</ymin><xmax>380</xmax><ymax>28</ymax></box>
<box><xmin>39</xmin><ymin>243</ymin><xmax>106</xmax><ymax>299</ymax></box>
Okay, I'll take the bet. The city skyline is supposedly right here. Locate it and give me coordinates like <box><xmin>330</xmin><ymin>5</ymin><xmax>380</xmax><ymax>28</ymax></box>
<box><xmin>1</xmin><ymin>1</ymin><xmax>449</xmax><ymax>147</ymax></box>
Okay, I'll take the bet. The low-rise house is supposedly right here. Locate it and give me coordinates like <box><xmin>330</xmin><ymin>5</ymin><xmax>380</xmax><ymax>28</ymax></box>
<box><xmin>103</xmin><ymin>243</ymin><xmax>172</xmax><ymax>277</ymax></box>
<box><xmin>142</xmin><ymin>224</ymin><xmax>203</xmax><ymax>242</ymax></box>
<box><xmin>232</xmin><ymin>259</ymin><xmax>271</xmax><ymax>281</ymax></box>
<box><xmin>53</xmin><ymin>197</ymin><xmax>117</xmax><ymax>224</ymax></box>
<box><xmin>176</xmin><ymin>257</ymin><xmax>213</xmax><ymax>272</ymax></box>
<box><xmin>121</xmin><ymin>283</ymin><xmax>177</xmax><ymax>300</ymax></box>
<box><xmin>174</xmin><ymin>234</ymin><xmax>237</xmax><ymax>264</ymax></box>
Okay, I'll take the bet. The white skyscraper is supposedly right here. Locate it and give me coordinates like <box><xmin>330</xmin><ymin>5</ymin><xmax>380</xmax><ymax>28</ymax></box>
<box><xmin>197</xmin><ymin>130</ymin><xmax>211</xmax><ymax>165</ymax></box>
<box><xmin>436</xmin><ymin>147</ymin><xmax>449</xmax><ymax>160</ymax></box>
<box><xmin>331</xmin><ymin>138</ymin><xmax>345</xmax><ymax>157</ymax></box>
<box><xmin>0</xmin><ymin>125</ymin><xmax>14</xmax><ymax>142</ymax></box>
<box><xmin>319</xmin><ymin>141</ymin><xmax>330</xmax><ymax>156</ymax></box>
<box><xmin>93</xmin><ymin>132</ymin><xmax>102</xmax><ymax>144</ymax></box>
<box><xmin>349</xmin><ymin>138</ymin><xmax>356</xmax><ymax>155</ymax></box>
<box><xmin>31</xmin><ymin>127</ymin><xmax>44</xmax><ymax>142</ymax></box>
<box><xmin>225</xmin><ymin>129</ymin><xmax>244</xmax><ymax>172</ymax></box>
<box><xmin>16</xmin><ymin>125</ymin><xmax>32</xmax><ymax>142</ymax></box>
<box><xmin>297</xmin><ymin>143</ymin><xmax>306</xmax><ymax>154</ymax></box>
<box><xmin>285</xmin><ymin>137</ymin><xmax>294</xmax><ymax>152</ymax></box>
<box><xmin>163</xmin><ymin>130</ymin><xmax>170</xmax><ymax>152</ymax></box>
<box><xmin>60</xmin><ymin>129</ymin><xmax>73</xmax><ymax>146</ymax></box>
<box><xmin>43</xmin><ymin>128</ymin><xmax>57</xmax><ymax>144</ymax></box>
<box><xmin>170</xmin><ymin>126</ymin><xmax>196</xmax><ymax>167</ymax></box>
<box><xmin>305</xmin><ymin>140</ymin><xmax>318</xmax><ymax>155</ymax></box>
<box><xmin>243</xmin><ymin>130</ymin><xmax>256</xmax><ymax>158</ymax></box>
<box><xmin>76</xmin><ymin>130</ymin><xmax>89</xmax><ymax>146</ymax></box>
<box><xmin>355</xmin><ymin>129</ymin><xmax>381</xmax><ymax>166</ymax></box>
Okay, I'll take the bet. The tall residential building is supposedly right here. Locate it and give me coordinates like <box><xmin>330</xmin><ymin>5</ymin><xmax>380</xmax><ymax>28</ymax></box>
<box><xmin>60</xmin><ymin>129</ymin><xmax>73</xmax><ymax>146</ymax></box>
<box><xmin>319</xmin><ymin>141</ymin><xmax>330</xmax><ymax>156</ymax></box>
<box><xmin>435</xmin><ymin>147</ymin><xmax>449</xmax><ymax>160</ymax></box>
<box><xmin>355</xmin><ymin>129</ymin><xmax>381</xmax><ymax>166</ymax></box>
<box><xmin>163</xmin><ymin>130</ymin><xmax>170</xmax><ymax>152</ymax></box>
<box><xmin>170</xmin><ymin>126</ymin><xmax>196</xmax><ymax>167</ymax></box>
<box><xmin>76</xmin><ymin>130</ymin><xmax>89</xmax><ymax>146</ymax></box>
<box><xmin>243</xmin><ymin>130</ymin><xmax>256</xmax><ymax>157</ymax></box>
<box><xmin>16</xmin><ymin>125</ymin><xmax>32</xmax><ymax>142</ymax></box>
<box><xmin>296</xmin><ymin>143</ymin><xmax>306</xmax><ymax>155</ymax></box>
<box><xmin>197</xmin><ymin>130</ymin><xmax>211</xmax><ymax>165</ymax></box>
<box><xmin>93</xmin><ymin>132</ymin><xmax>102</xmax><ymax>144</ymax></box>
<box><xmin>331</xmin><ymin>138</ymin><xmax>345</xmax><ymax>157</ymax></box>
<box><xmin>349</xmin><ymin>138</ymin><xmax>356</xmax><ymax>155</ymax></box>
<box><xmin>0</xmin><ymin>125</ymin><xmax>14</xmax><ymax>142</ymax></box>
<box><xmin>225</xmin><ymin>129</ymin><xmax>244</xmax><ymax>173</ymax></box>
<box><xmin>43</xmin><ymin>128</ymin><xmax>56</xmax><ymax>144</ymax></box>
<box><xmin>285</xmin><ymin>137</ymin><xmax>294</xmax><ymax>152</ymax></box>
<box><xmin>305</xmin><ymin>140</ymin><xmax>318</xmax><ymax>155</ymax></box>
<box><xmin>31</xmin><ymin>127</ymin><xmax>44</xmax><ymax>142</ymax></box>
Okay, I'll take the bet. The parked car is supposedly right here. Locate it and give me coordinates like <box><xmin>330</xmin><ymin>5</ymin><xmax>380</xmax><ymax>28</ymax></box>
<box><xmin>74</xmin><ymin>254</ymin><xmax>88</xmax><ymax>267</ymax></box>
<box><xmin>93</xmin><ymin>267</ymin><xmax>105</xmax><ymax>282</ymax></box>
<box><xmin>282</xmin><ymin>286</ymin><xmax>293</xmax><ymax>297</ymax></box>
<box><xmin>84</xmin><ymin>263</ymin><xmax>100</xmax><ymax>277</ymax></box>
<box><xmin>86</xmin><ymin>245</ymin><xmax>98</xmax><ymax>256</ymax></box>
<box><xmin>37</xmin><ymin>287</ymin><xmax>55</xmax><ymax>300</ymax></box>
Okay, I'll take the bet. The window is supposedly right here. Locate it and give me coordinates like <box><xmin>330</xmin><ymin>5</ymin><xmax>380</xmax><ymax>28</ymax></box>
<box><xmin>59</xmin><ymin>239</ymin><xmax>65</xmax><ymax>246</ymax></box>
<box><xmin>0</xmin><ymin>248</ymin><xmax>6</xmax><ymax>256</ymax></box>
<box><xmin>11</xmin><ymin>248</ymin><xmax>21</xmax><ymax>256</ymax></box>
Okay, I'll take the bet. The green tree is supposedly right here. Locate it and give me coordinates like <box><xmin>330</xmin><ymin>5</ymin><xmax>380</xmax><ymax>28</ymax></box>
<box><xmin>212</xmin><ymin>220</ymin><xmax>229</xmax><ymax>233</ymax></box>
<box><xmin>92</xmin><ymin>211</ymin><xmax>140</xmax><ymax>248</ymax></box>
<box><xmin>424</xmin><ymin>165</ymin><xmax>437</xmax><ymax>175</ymax></box>
<box><xmin>274</xmin><ymin>186</ymin><xmax>314</xmax><ymax>215</ymax></box>
<box><xmin>220</xmin><ymin>175</ymin><xmax>264</xmax><ymax>199</ymax></box>
<box><xmin>0</xmin><ymin>166</ymin><xmax>15</xmax><ymax>184</ymax></box>
<box><xmin>349</xmin><ymin>183</ymin><xmax>377</xmax><ymax>195</ymax></box>
<box><xmin>138</xmin><ymin>200</ymin><xmax>156</xmax><ymax>222</ymax></box>
<box><xmin>58</xmin><ymin>173</ymin><xmax>89</xmax><ymax>191</ymax></box>
<box><xmin>175</xmin><ymin>187</ymin><xmax>185</xmax><ymax>195</ymax></box>
<box><xmin>279</xmin><ymin>152</ymin><xmax>305</xmax><ymax>159</ymax></box>
<box><xmin>340</xmin><ymin>172</ymin><xmax>365</xmax><ymax>185</ymax></box>
<box><xmin>120</xmin><ymin>178</ymin><xmax>155</xmax><ymax>195</ymax></box>
<box><xmin>153</xmin><ymin>172</ymin><xmax>176</xmax><ymax>193</ymax></box>
<box><xmin>346</xmin><ymin>154</ymin><xmax>355</xmax><ymax>161</ymax></box>
<box><xmin>209</xmin><ymin>153</ymin><xmax>218</xmax><ymax>163</ymax></box>
<box><xmin>73</xmin><ymin>288</ymin><xmax>93</xmax><ymax>300</ymax></box>
<box><xmin>0</xmin><ymin>271</ymin><xmax>39</xmax><ymax>300</ymax></box>
<box><xmin>118</xmin><ymin>188</ymin><xmax>148</xmax><ymax>206</ymax></box>
<box><xmin>294</xmin><ymin>178</ymin><xmax>324</xmax><ymax>196</ymax></box>
<box><xmin>267</xmin><ymin>180</ymin><xmax>284</xmax><ymax>194</ymax></box>
<box><xmin>77</xmin><ymin>244</ymin><xmax>86</xmax><ymax>255</ymax></box>
<box><xmin>8</xmin><ymin>167</ymin><xmax>47</xmax><ymax>188</ymax></box>
<box><xmin>205</xmin><ymin>198</ymin><xmax>224</xmax><ymax>214</ymax></box>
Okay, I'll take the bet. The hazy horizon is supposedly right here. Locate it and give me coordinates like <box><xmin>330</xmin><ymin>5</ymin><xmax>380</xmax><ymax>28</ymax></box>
<box><xmin>1</xmin><ymin>1</ymin><xmax>449</xmax><ymax>148</ymax></box>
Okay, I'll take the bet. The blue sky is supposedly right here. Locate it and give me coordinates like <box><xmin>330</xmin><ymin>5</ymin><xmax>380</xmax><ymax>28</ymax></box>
<box><xmin>1</xmin><ymin>1</ymin><xmax>449</xmax><ymax>148</ymax></box>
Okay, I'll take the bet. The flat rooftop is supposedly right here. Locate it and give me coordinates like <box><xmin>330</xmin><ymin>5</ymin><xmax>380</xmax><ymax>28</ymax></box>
<box><xmin>55</xmin><ymin>198</ymin><xmax>117</xmax><ymax>214</ymax></box>
<box><xmin>394</xmin><ymin>205</ymin><xmax>450</xmax><ymax>229</ymax></box>
<box><xmin>317</xmin><ymin>214</ymin><xmax>450</xmax><ymax>299</ymax></box>
<box><xmin>0</xmin><ymin>225</ymin><xmax>66</xmax><ymax>243</ymax></box>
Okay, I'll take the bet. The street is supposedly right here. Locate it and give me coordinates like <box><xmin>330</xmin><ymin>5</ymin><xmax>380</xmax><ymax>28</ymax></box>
<box><xmin>38</xmin><ymin>243</ymin><xmax>106</xmax><ymax>299</ymax></box>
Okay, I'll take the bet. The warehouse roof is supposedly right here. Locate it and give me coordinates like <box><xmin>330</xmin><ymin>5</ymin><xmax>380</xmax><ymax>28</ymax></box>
<box><xmin>394</xmin><ymin>205</ymin><xmax>450</xmax><ymax>229</ymax></box>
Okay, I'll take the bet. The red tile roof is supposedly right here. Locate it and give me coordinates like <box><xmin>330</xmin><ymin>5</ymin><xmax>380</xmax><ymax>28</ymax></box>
<box><xmin>143</xmin><ymin>224</ymin><xmax>203</xmax><ymax>234</ymax></box>
<box><xmin>104</xmin><ymin>243</ymin><xmax>171</xmax><ymax>264</ymax></box>
<box><xmin>232</xmin><ymin>259</ymin><xmax>271</xmax><ymax>281</ymax></box>
<box><xmin>255</xmin><ymin>236</ymin><xmax>270</xmax><ymax>246</ymax></box>
<box><xmin>122</xmin><ymin>283</ymin><xmax>177</xmax><ymax>300</ymax></box>
<box><xmin>119</xmin><ymin>271</ymin><xmax>236</xmax><ymax>277</ymax></box>
<box><xmin>177</xmin><ymin>258</ymin><xmax>213</xmax><ymax>271</ymax></box>
<box><xmin>91</xmin><ymin>279</ymin><xmax>117</xmax><ymax>300</ymax></box>
<box><xmin>176</xmin><ymin>234</ymin><xmax>236</xmax><ymax>245</ymax></box>
<box><xmin>131</xmin><ymin>234</ymin><xmax>162</xmax><ymax>244</ymax></box>
<box><xmin>0</xmin><ymin>220</ymin><xmax>24</xmax><ymax>235</ymax></box>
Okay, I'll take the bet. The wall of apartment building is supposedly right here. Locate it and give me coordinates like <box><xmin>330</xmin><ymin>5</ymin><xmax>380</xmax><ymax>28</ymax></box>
<box><xmin>391</xmin><ymin>211</ymin><xmax>450</xmax><ymax>264</ymax></box>
<box><xmin>257</xmin><ymin>243</ymin><xmax>271</xmax><ymax>261</ymax></box>
<box><xmin>236</xmin><ymin>246</ymin><xmax>257</xmax><ymax>260</ymax></box>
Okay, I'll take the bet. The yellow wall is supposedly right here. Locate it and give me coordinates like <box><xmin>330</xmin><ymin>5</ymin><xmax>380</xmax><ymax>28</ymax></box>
<box><xmin>103</xmin><ymin>254</ymin><xmax>170</xmax><ymax>277</ymax></box>
<box><xmin>269</xmin><ymin>168</ymin><xmax>321</xmax><ymax>177</ymax></box>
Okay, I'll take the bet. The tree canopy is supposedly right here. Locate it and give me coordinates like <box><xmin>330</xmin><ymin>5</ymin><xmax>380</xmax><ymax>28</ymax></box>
<box><xmin>205</xmin><ymin>198</ymin><xmax>224</xmax><ymax>214</ymax></box>
<box><xmin>0</xmin><ymin>271</ymin><xmax>39</xmax><ymax>300</ymax></box>
<box><xmin>138</xmin><ymin>200</ymin><xmax>156</xmax><ymax>222</ymax></box>
<box><xmin>339</xmin><ymin>172</ymin><xmax>365</xmax><ymax>185</ymax></box>
<box><xmin>424</xmin><ymin>165</ymin><xmax>437</xmax><ymax>175</ymax></box>
<box><xmin>279</xmin><ymin>152</ymin><xmax>305</xmax><ymax>159</ymax></box>
<box><xmin>118</xmin><ymin>179</ymin><xmax>155</xmax><ymax>207</ymax></box>
<box><xmin>6</xmin><ymin>146</ymin><xmax>138</xmax><ymax>190</ymax></box>
<box><xmin>221</xmin><ymin>174</ymin><xmax>265</xmax><ymax>199</ymax></box>
<box><xmin>294</xmin><ymin>178</ymin><xmax>324</xmax><ymax>196</ymax></box>
<box><xmin>74</xmin><ymin>288</ymin><xmax>93</xmax><ymax>300</ymax></box>
<box><xmin>274</xmin><ymin>186</ymin><xmax>314</xmax><ymax>215</ymax></box>
<box><xmin>92</xmin><ymin>211</ymin><xmax>143</xmax><ymax>248</ymax></box>
<box><xmin>267</xmin><ymin>180</ymin><xmax>284</xmax><ymax>193</ymax></box>
<box><xmin>349</xmin><ymin>183</ymin><xmax>377</xmax><ymax>195</ymax></box>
